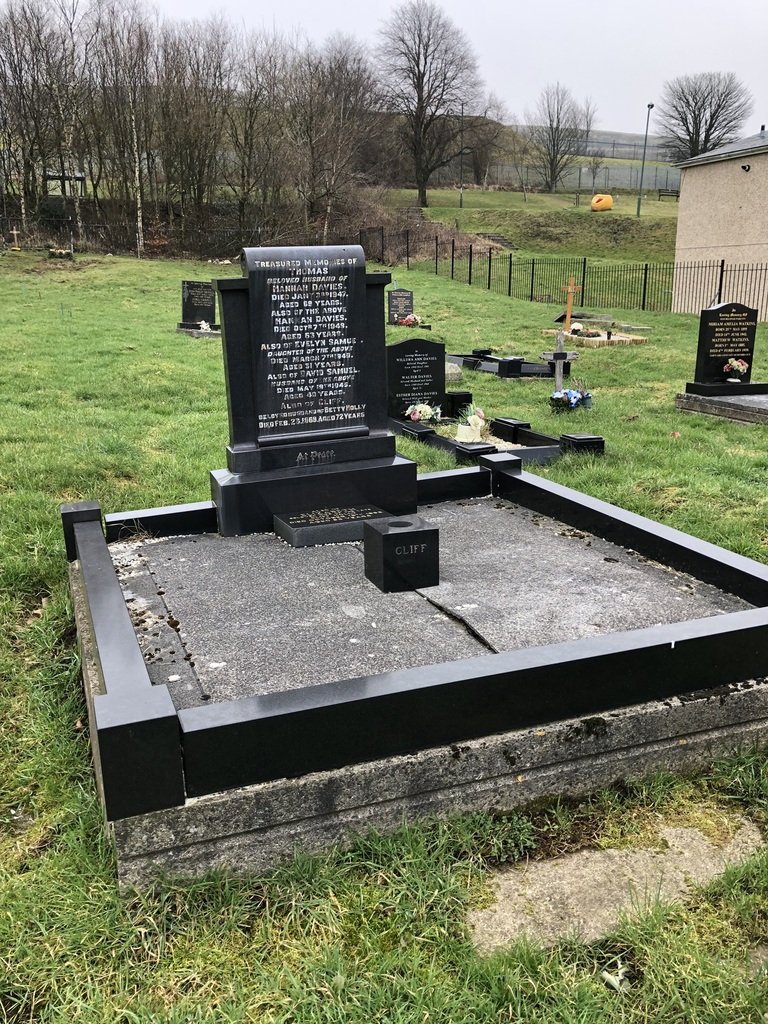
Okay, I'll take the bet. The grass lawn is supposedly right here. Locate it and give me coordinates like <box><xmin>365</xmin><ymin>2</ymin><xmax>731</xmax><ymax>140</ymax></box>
<box><xmin>3</xmin><ymin>252</ymin><xmax>768</xmax><ymax>1022</ymax></box>
<box><xmin>382</xmin><ymin>188</ymin><xmax>679</xmax><ymax>262</ymax></box>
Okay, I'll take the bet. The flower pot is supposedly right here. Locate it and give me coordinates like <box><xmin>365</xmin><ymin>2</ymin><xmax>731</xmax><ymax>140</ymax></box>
<box><xmin>456</xmin><ymin>424</ymin><xmax>483</xmax><ymax>442</ymax></box>
<box><xmin>582</xmin><ymin>396</ymin><xmax>593</xmax><ymax>408</ymax></box>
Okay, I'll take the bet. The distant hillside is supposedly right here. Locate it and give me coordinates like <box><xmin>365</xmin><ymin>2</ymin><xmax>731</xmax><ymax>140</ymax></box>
<box><xmin>512</xmin><ymin>126</ymin><xmax>671</xmax><ymax>163</ymax></box>
<box><xmin>587</xmin><ymin>129</ymin><xmax>670</xmax><ymax>162</ymax></box>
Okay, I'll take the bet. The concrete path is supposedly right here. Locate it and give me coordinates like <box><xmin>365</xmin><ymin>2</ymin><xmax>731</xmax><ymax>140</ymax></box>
<box><xmin>469</xmin><ymin>818</ymin><xmax>764</xmax><ymax>949</ymax></box>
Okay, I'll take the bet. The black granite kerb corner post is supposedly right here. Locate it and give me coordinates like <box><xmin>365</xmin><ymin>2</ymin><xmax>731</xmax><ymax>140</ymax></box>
<box><xmin>211</xmin><ymin>246</ymin><xmax>417</xmax><ymax>535</ymax></box>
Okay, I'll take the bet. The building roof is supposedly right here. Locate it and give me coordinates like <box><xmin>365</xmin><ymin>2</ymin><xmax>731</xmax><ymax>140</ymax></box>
<box><xmin>677</xmin><ymin>128</ymin><xmax>768</xmax><ymax>168</ymax></box>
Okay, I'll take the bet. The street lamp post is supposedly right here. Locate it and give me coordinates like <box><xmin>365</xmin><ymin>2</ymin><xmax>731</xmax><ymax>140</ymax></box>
<box><xmin>459</xmin><ymin>102</ymin><xmax>464</xmax><ymax>209</ymax></box>
<box><xmin>636</xmin><ymin>102</ymin><xmax>654</xmax><ymax>218</ymax></box>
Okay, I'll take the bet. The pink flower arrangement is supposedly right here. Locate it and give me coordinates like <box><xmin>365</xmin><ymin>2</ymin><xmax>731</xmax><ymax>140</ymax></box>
<box><xmin>723</xmin><ymin>357</ymin><xmax>748</xmax><ymax>376</ymax></box>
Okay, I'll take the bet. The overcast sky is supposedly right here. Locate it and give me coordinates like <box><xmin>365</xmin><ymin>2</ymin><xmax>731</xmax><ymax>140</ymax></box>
<box><xmin>148</xmin><ymin>0</ymin><xmax>767</xmax><ymax>137</ymax></box>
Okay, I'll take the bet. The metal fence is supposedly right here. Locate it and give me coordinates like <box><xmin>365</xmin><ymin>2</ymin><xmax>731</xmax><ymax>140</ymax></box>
<box><xmin>401</xmin><ymin>236</ymin><xmax>768</xmax><ymax>320</ymax></box>
<box><xmin>433</xmin><ymin>162</ymin><xmax>682</xmax><ymax>193</ymax></box>
<box><xmin>7</xmin><ymin>209</ymin><xmax>766</xmax><ymax>320</ymax></box>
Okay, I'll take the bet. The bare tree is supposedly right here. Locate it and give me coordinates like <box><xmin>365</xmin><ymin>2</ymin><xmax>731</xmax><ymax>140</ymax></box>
<box><xmin>656</xmin><ymin>71</ymin><xmax>753</xmax><ymax>160</ymax></box>
<box><xmin>39</xmin><ymin>0</ymin><xmax>100</xmax><ymax>243</ymax></box>
<box><xmin>587</xmin><ymin>150</ymin><xmax>606</xmax><ymax>190</ymax></box>
<box><xmin>92</xmin><ymin>0</ymin><xmax>157</xmax><ymax>252</ymax></box>
<box><xmin>525</xmin><ymin>83</ymin><xmax>593</xmax><ymax>193</ymax></box>
<box><xmin>378</xmin><ymin>0</ymin><xmax>481</xmax><ymax>207</ymax></box>
<box><xmin>0</xmin><ymin>0</ymin><xmax>57</xmax><ymax>223</ymax></box>
<box><xmin>220</xmin><ymin>30</ymin><xmax>291</xmax><ymax>237</ymax></box>
<box><xmin>284</xmin><ymin>34</ymin><xmax>380</xmax><ymax>240</ymax></box>
<box><xmin>505</xmin><ymin>123</ymin><xmax>534</xmax><ymax>199</ymax></box>
<box><xmin>155</xmin><ymin>18</ymin><xmax>230</xmax><ymax>244</ymax></box>
<box><xmin>464</xmin><ymin>93</ymin><xmax>508</xmax><ymax>187</ymax></box>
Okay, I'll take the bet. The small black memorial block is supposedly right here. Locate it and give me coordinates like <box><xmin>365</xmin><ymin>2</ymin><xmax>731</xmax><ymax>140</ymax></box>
<box><xmin>386</xmin><ymin>337</ymin><xmax>446</xmax><ymax>417</ymax></box>
<box><xmin>363</xmin><ymin>515</ymin><xmax>439</xmax><ymax>593</ymax></box>
<box><xmin>693</xmin><ymin>302</ymin><xmax>758</xmax><ymax>383</ymax></box>
<box><xmin>387</xmin><ymin>288</ymin><xmax>414</xmax><ymax>324</ymax></box>
<box><xmin>273</xmin><ymin>505</ymin><xmax>389</xmax><ymax>547</ymax></box>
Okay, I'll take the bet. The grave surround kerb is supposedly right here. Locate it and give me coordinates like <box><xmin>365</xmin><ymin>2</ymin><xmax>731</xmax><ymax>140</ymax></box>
<box><xmin>210</xmin><ymin>245</ymin><xmax>417</xmax><ymax>535</ymax></box>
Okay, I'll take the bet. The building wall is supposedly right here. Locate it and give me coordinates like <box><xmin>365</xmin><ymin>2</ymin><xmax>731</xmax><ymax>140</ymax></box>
<box><xmin>673</xmin><ymin>152</ymin><xmax>768</xmax><ymax>319</ymax></box>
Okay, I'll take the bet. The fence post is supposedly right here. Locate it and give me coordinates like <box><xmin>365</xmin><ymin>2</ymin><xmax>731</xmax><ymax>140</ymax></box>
<box><xmin>507</xmin><ymin>253</ymin><xmax>513</xmax><ymax>297</ymax></box>
<box><xmin>580</xmin><ymin>257</ymin><xmax>587</xmax><ymax>306</ymax></box>
<box><xmin>435</xmin><ymin>235</ymin><xmax>438</xmax><ymax>275</ymax></box>
<box><xmin>405</xmin><ymin>231</ymin><xmax>410</xmax><ymax>270</ymax></box>
<box><xmin>451</xmin><ymin>239</ymin><xmax>455</xmax><ymax>280</ymax></box>
<box><xmin>487</xmin><ymin>247</ymin><xmax>492</xmax><ymax>290</ymax></box>
<box><xmin>641</xmin><ymin>263</ymin><xmax>649</xmax><ymax>310</ymax></box>
<box><xmin>717</xmin><ymin>259</ymin><xmax>726</xmax><ymax>303</ymax></box>
<box><xmin>529</xmin><ymin>258</ymin><xmax>535</xmax><ymax>302</ymax></box>
<box><xmin>468</xmin><ymin>244</ymin><xmax>473</xmax><ymax>286</ymax></box>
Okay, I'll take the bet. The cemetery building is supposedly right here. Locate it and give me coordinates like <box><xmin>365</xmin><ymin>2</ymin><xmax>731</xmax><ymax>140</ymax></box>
<box><xmin>673</xmin><ymin>127</ymin><xmax>768</xmax><ymax>319</ymax></box>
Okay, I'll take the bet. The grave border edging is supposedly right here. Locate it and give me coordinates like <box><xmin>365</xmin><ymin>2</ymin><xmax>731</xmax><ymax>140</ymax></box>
<box><xmin>63</xmin><ymin>467</ymin><xmax>768</xmax><ymax>819</ymax></box>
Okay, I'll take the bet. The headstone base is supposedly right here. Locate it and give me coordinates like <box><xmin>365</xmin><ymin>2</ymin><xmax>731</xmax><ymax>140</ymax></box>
<box><xmin>177</xmin><ymin>321</ymin><xmax>220</xmax><ymax>331</ymax></box>
<box><xmin>560</xmin><ymin>433</ymin><xmax>606</xmax><ymax>454</ymax></box>
<box><xmin>685</xmin><ymin>382</ymin><xmax>768</xmax><ymax>397</ymax></box>
<box><xmin>227</xmin><ymin>434</ymin><xmax>396</xmax><ymax>474</ymax></box>
<box><xmin>211</xmin><ymin>456</ymin><xmax>418</xmax><ymax>537</ymax></box>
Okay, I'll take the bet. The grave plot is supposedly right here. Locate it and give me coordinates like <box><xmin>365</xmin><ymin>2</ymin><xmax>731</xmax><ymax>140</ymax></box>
<box><xmin>63</xmin><ymin>465</ymin><xmax>768</xmax><ymax>885</ymax></box>
<box><xmin>61</xmin><ymin>244</ymin><xmax>768</xmax><ymax>885</ymax></box>
<box><xmin>677</xmin><ymin>302</ymin><xmax>768</xmax><ymax>421</ymax></box>
<box><xmin>386</xmin><ymin>336</ymin><xmax>604</xmax><ymax>464</ymax></box>
<box><xmin>541</xmin><ymin>328</ymin><xmax>648</xmax><ymax>348</ymax></box>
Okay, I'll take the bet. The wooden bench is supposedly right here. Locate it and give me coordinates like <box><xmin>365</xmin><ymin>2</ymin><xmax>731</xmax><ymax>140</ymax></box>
<box><xmin>658</xmin><ymin>189</ymin><xmax>680</xmax><ymax>200</ymax></box>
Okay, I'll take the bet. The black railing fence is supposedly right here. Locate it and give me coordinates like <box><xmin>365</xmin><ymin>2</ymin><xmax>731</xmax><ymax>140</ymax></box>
<box><xmin>396</xmin><ymin>230</ymin><xmax>768</xmax><ymax>321</ymax></box>
<box><xmin>6</xmin><ymin>211</ymin><xmax>767</xmax><ymax>320</ymax></box>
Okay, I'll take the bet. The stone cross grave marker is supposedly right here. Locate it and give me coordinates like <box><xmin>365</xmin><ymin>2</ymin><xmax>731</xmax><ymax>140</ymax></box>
<box><xmin>541</xmin><ymin>277</ymin><xmax>583</xmax><ymax>389</ymax></box>
<box><xmin>561</xmin><ymin>276</ymin><xmax>581</xmax><ymax>332</ymax></box>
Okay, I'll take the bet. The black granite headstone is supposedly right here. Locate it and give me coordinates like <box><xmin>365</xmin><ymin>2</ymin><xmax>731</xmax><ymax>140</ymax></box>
<box><xmin>211</xmin><ymin>245</ymin><xmax>418</xmax><ymax>535</ymax></box>
<box><xmin>387</xmin><ymin>289</ymin><xmax>414</xmax><ymax>324</ymax></box>
<box><xmin>386</xmin><ymin>337</ymin><xmax>446</xmax><ymax>417</ymax></box>
<box><xmin>181</xmin><ymin>280</ymin><xmax>217</xmax><ymax>327</ymax></box>
<box><xmin>693</xmin><ymin>302</ymin><xmax>758</xmax><ymax>383</ymax></box>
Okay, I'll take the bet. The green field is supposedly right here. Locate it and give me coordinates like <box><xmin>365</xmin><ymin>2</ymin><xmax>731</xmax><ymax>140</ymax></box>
<box><xmin>3</xmin><ymin>252</ymin><xmax>768</xmax><ymax>1022</ymax></box>
<box><xmin>383</xmin><ymin>188</ymin><xmax>679</xmax><ymax>262</ymax></box>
